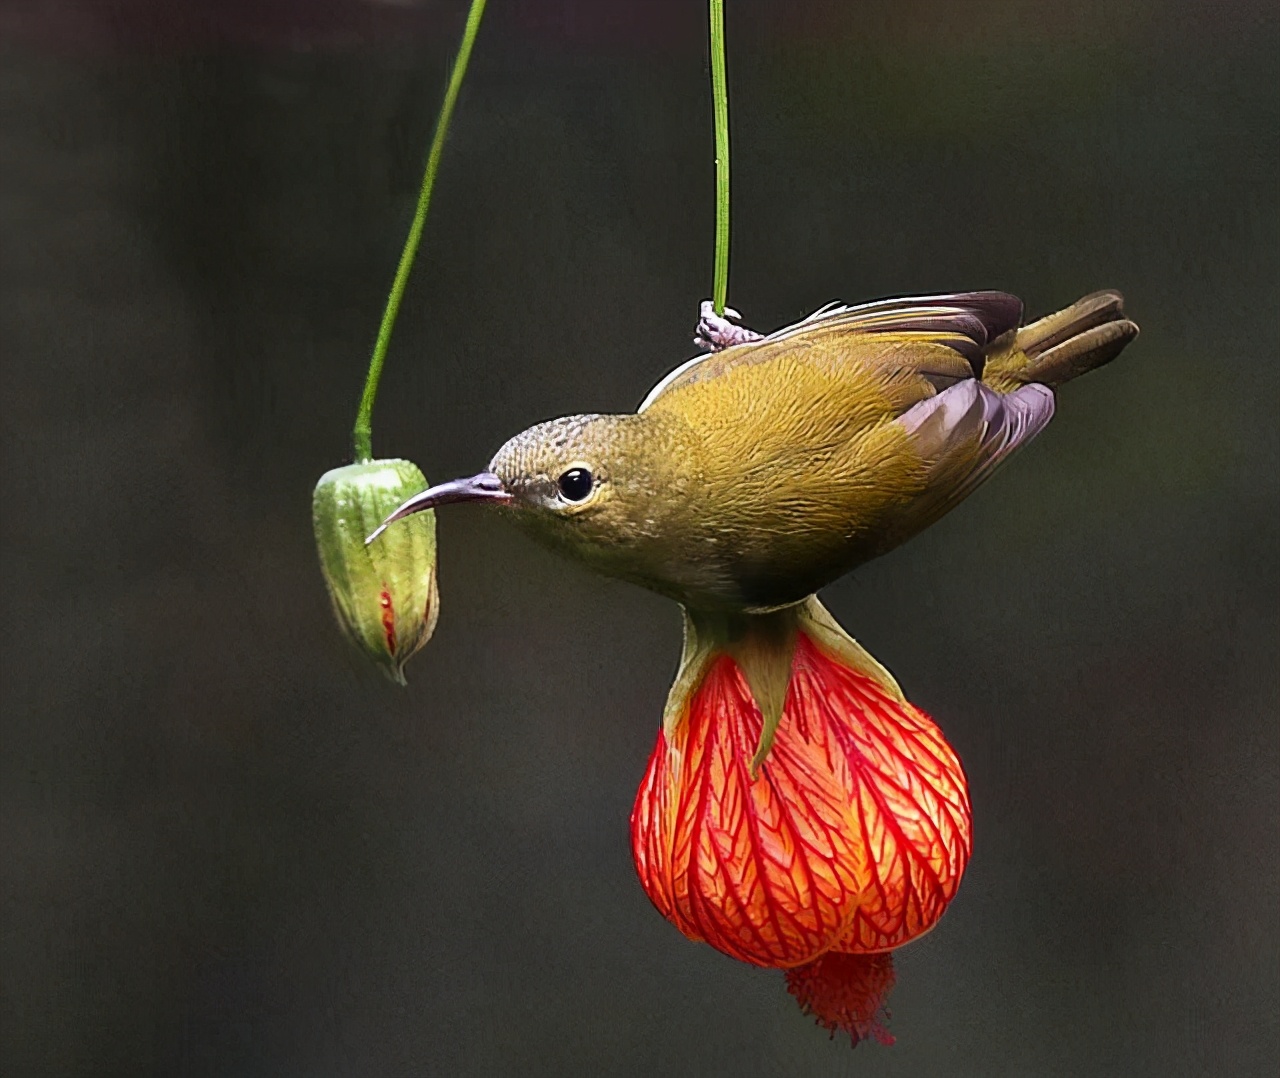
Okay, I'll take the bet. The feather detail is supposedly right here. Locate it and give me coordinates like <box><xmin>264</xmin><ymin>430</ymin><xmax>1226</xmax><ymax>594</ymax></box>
<box><xmin>759</xmin><ymin>291</ymin><xmax>1023</xmax><ymax>369</ymax></box>
<box><xmin>640</xmin><ymin>292</ymin><xmax>1022</xmax><ymax>411</ymax></box>
<box><xmin>983</xmin><ymin>289</ymin><xmax>1138</xmax><ymax>392</ymax></box>
<box><xmin>890</xmin><ymin>379</ymin><xmax>1056</xmax><ymax>544</ymax></box>
<box><xmin>1016</xmin><ymin>289</ymin><xmax>1127</xmax><ymax>359</ymax></box>
<box><xmin>1024</xmin><ymin>319</ymin><xmax>1138</xmax><ymax>386</ymax></box>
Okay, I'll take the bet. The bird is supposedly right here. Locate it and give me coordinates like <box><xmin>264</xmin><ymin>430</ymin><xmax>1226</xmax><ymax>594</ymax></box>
<box><xmin>370</xmin><ymin>288</ymin><xmax>1138</xmax><ymax>1043</ymax></box>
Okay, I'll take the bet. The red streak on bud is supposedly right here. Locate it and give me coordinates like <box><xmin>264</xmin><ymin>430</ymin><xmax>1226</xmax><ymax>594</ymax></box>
<box><xmin>785</xmin><ymin>951</ymin><xmax>897</xmax><ymax>1046</ymax></box>
<box><xmin>379</xmin><ymin>587</ymin><xmax>397</xmax><ymax>656</ymax></box>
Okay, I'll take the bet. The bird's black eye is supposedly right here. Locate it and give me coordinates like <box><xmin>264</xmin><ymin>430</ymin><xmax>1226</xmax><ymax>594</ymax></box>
<box><xmin>557</xmin><ymin>467</ymin><xmax>594</xmax><ymax>502</ymax></box>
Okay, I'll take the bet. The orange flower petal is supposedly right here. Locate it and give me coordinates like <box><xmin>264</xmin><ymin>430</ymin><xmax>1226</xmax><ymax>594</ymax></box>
<box><xmin>789</xmin><ymin>634</ymin><xmax>972</xmax><ymax>953</ymax></box>
<box><xmin>630</xmin><ymin>631</ymin><xmax>972</xmax><ymax>968</ymax></box>
<box><xmin>631</xmin><ymin>654</ymin><xmax>865</xmax><ymax>967</ymax></box>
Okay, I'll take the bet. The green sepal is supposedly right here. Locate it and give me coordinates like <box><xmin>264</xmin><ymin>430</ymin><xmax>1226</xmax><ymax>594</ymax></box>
<box><xmin>662</xmin><ymin>610</ymin><xmax>720</xmax><ymax>738</ymax></box>
<box><xmin>666</xmin><ymin>607</ymin><xmax>798</xmax><ymax>780</ymax></box>
<box><xmin>313</xmin><ymin>459</ymin><xmax>439</xmax><ymax>684</ymax></box>
<box><xmin>664</xmin><ymin>597</ymin><xmax>904</xmax><ymax>779</ymax></box>
<box><xmin>797</xmin><ymin>596</ymin><xmax>904</xmax><ymax>702</ymax></box>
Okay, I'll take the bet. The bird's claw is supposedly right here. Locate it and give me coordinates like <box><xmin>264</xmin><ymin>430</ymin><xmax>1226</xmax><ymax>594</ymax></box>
<box><xmin>694</xmin><ymin>300</ymin><xmax>764</xmax><ymax>352</ymax></box>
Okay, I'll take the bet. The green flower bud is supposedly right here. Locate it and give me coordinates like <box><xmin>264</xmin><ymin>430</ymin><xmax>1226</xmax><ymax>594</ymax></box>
<box><xmin>312</xmin><ymin>459</ymin><xmax>439</xmax><ymax>684</ymax></box>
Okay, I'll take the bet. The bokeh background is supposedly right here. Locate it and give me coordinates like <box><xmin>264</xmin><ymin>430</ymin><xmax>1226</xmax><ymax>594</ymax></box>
<box><xmin>2</xmin><ymin>1</ymin><xmax>1277</xmax><ymax>1075</ymax></box>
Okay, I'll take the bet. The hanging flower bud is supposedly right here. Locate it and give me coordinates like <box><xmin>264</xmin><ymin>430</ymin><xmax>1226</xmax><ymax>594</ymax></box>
<box><xmin>312</xmin><ymin>459</ymin><xmax>439</xmax><ymax>684</ymax></box>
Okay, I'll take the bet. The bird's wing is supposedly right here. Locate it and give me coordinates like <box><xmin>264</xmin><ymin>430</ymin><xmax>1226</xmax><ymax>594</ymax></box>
<box><xmin>880</xmin><ymin>379</ymin><xmax>1056</xmax><ymax>548</ymax></box>
<box><xmin>640</xmin><ymin>291</ymin><xmax>1023</xmax><ymax>412</ymax></box>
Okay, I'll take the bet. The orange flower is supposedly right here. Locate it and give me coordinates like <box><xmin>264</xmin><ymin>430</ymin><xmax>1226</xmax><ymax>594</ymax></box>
<box><xmin>630</xmin><ymin>608</ymin><xmax>971</xmax><ymax>1044</ymax></box>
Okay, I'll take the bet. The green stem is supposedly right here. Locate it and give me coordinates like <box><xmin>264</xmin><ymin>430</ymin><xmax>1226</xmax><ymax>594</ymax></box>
<box><xmin>352</xmin><ymin>0</ymin><xmax>488</xmax><ymax>463</ymax></box>
<box><xmin>708</xmin><ymin>0</ymin><xmax>730</xmax><ymax>316</ymax></box>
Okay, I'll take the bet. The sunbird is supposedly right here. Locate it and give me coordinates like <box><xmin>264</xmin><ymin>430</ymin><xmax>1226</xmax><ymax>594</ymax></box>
<box><xmin>372</xmin><ymin>289</ymin><xmax>1138</xmax><ymax>1043</ymax></box>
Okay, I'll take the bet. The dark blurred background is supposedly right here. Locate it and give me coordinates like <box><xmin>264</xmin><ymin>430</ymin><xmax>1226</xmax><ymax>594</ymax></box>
<box><xmin>2</xmin><ymin>1</ymin><xmax>1277</xmax><ymax>1075</ymax></box>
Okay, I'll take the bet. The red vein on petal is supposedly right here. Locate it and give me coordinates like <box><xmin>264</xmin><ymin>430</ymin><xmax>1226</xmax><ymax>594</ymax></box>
<box><xmin>787</xmin><ymin>634</ymin><xmax>971</xmax><ymax>953</ymax></box>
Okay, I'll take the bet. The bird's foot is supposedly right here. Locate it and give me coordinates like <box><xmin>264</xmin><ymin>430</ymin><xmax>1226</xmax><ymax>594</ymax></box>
<box><xmin>694</xmin><ymin>300</ymin><xmax>764</xmax><ymax>352</ymax></box>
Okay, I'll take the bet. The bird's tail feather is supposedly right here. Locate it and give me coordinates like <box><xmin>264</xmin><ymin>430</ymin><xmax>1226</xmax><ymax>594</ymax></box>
<box><xmin>984</xmin><ymin>289</ymin><xmax>1138</xmax><ymax>392</ymax></box>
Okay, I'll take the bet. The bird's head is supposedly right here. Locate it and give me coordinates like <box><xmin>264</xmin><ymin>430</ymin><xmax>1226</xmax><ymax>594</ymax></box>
<box><xmin>368</xmin><ymin>412</ymin><xmax>698</xmax><ymax>578</ymax></box>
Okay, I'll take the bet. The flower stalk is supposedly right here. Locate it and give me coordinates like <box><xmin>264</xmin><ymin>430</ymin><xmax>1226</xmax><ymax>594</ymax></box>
<box><xmin>708</xmin><ymin>0</ymin><xmax>731</xmax><ymax>317</ymax></box>
<box><xmin>352</xmin><ymin>0</ymin><xmax>489</xmax><ymax>462</ymax></box>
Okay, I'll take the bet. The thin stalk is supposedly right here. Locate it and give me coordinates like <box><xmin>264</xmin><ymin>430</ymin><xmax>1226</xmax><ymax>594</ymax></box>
<box><xmin>352</xmin><ymin>0</ymin><xmax>488</xmax><ymax>463</ymax></box>
<box><xmin>708</xmin><ymin>0</ymin><xmax>730</xmax><ymax>316</ymax></box>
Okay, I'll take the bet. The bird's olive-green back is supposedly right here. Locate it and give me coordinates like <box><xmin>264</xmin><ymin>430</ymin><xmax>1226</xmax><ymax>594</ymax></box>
<box><xmin>638</xmin><ymin>330</ymin><xmax>982</xmax><ymax>609</ymax></box>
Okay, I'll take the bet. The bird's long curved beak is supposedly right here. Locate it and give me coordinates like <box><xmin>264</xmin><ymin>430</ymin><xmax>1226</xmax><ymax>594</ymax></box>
<box><xmin>365</xmin><ymin>472</ymin><xmax>512</xmax><ymax>545</ymax></box>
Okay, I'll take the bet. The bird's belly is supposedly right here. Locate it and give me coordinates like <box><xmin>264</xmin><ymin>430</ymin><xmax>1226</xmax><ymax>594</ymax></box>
<box><xmin>617</xmin><ymin>528</ymin><xmax>885</xmax><ymax>613</ymax></box>
<box><xmin>715</xmin><ymin>538</ymin><xmax>881</xmax><ymax>610</ymax></box>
